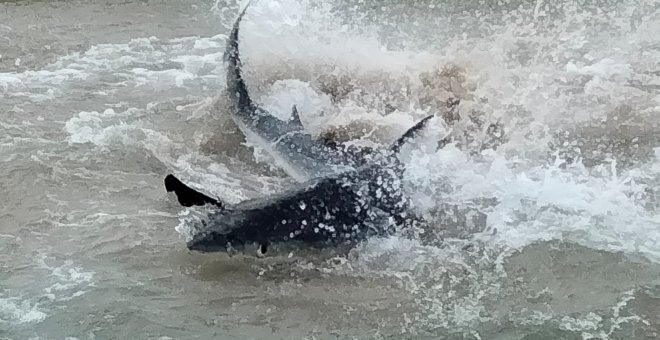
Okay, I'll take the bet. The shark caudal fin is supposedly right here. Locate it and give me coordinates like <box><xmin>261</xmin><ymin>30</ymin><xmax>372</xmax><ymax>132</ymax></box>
<box><xmin>164</xmin><ymin>174</ymin><xmax>224</xmax><ymax>208</ymax></box>
<box><xmin>389</xmin><ymin>115</ymin><xmax>435</xmax><ymax>154</ymax></box>
<box><xmin>224</xmin><ymin>2</ymin><xmax>255</xmax><ymax>114</ymax></box>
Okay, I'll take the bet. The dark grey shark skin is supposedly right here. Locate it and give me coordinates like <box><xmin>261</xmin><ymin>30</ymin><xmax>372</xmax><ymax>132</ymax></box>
<box><xmin>172</xmin><ymin>114</ymin><xmax>434</xmax><ymax>254</ymax></box>
<box><xmin>186</xmin><ymin>172</ymin><xmax>383</xmax><ymax>253</ymax></box>
<box><xmin>224</xmin><ymin>4</ymin><xmax>371</xmax><ymax>181</ymax></box>
<box><xmin>184</xmin><ymin>157</ymin><xmax>407</xmax><ymax>253</ymax></box>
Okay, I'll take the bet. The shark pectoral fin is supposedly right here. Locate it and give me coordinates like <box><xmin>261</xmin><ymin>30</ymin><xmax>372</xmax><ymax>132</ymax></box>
<box><xmin>390</xmin><ymin>114</ymin><xmax>435</xmax><ymax>153</ymax></box>
<box><xmin>289</xmin><ymin>105</ymin><xmax>303</xmax><ymax>128</ymax></box>
<box><xmin>164</xmin><ymin>174</ymin><xmax>224</xmax><ymax>209</ymax></box>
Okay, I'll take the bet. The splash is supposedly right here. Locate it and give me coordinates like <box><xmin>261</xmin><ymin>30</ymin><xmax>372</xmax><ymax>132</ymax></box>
<box><xmin>15</xmin><ymin>0</ymin><xmax>659</xmax><ymax>337</ymax></box>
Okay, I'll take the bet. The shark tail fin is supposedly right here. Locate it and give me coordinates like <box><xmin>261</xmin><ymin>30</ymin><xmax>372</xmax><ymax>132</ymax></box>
<box><xmin>223</xmin><ymin>2</ymin><xmax>251</xmax><ymax>63</ymax></box>
<box><xmin>224</xmin><ymin>2</ymin><xmax>254</xmax><ymax>111</ymax></box>
<box><xmin>389</xmin><ymin>115</ymin><xmax>435</xmax><ymax>154</ymax></box>
<box><xmin>164</xmin><ymin>174</ymin><xmax>224</xmax><ymax>209</ymax></box>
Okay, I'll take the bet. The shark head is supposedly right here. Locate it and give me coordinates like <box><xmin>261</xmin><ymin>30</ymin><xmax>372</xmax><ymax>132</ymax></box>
<box><xmin>187</xmin><ymin>230</ymin><xmax>236</xmax><ymax>253</ymax></box>
<box><xmin>185</xmin><ymin>211</ymin><xmax>248</xmax><ymax>253</ymax></box>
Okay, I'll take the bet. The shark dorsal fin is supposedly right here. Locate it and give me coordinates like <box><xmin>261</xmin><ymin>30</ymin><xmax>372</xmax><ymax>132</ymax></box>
<box><xmin>389</xmin><ymin>115</ymin><xmax>435</xmax><ymax>154</ymax></box>
<box><xmin>290</xmin><ymin>105</ymin><xmax>303</xmax><ymax>127</ymax></box>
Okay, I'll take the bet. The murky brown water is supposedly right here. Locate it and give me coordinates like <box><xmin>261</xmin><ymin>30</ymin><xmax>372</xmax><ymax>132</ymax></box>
<box><xmin>1</xmin><ymin>0</ymin><xmax>659</xmax><ymax>339</ymax></box>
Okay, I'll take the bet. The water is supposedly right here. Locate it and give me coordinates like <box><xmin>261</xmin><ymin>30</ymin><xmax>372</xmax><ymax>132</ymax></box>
<box><xmin>1</xmin><ymin>0</ymin><xmax>659</xmax><ymax>338</ymax></box>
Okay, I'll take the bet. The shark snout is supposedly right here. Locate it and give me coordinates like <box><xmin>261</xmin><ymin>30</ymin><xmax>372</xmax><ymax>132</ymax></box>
<box><xmin>187</xmin><ymin>231</ymin><xmax>245</xmax><ymax>253</ymax></box>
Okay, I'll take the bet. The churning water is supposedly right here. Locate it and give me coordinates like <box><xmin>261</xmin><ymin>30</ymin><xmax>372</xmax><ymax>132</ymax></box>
<box><xmin>1</xmin><ymin>0</ymin><xmax>659</xmax><ymax>338</ymax></box>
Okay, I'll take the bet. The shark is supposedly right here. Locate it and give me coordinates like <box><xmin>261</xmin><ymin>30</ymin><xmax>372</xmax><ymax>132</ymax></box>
<box><xmin>165</xmin><ymin>3</ymin><xmax>435</xmax><ymax>256</ymax></box>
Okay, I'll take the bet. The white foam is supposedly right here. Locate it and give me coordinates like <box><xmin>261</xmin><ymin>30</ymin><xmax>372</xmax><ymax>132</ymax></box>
<box><xmin>566</xmin><ymin>58</ymin><xmax>632</xmax><ymax>79</ymax></box>
<box><xmin>132</xmin><ymin>68</ymin><xmax>196</xmax><ymax>88</ymax></box>
<box><xmin>403</xmin><ymin>142</ymin><xmax>660</xmax><ymax>262</ymax></box>
<box><xmin>35</xmin><ymin>257</ymin><xmax>95</xmax><ymax>303</ymax></box>
<box><xmin>241</xmin><ymin>4</ymin><xmax>442</xmax><ymax>82</ymax></box>
<box><xmin>0</xmin><ymin>74</ymin><xmax>22</xmax><ymax>92</ymax></box>
<box><xmin>65</xmin><ymin>108</ymin><xmax>140</xmax><ymax>146</ymax></box>
<box><xmin>64</xmin><ymin>107</ymin><xmax>178</xmax><ymax>164</ymax></box>
<box><xmin>258</xmin><ymin>79</ymin><xmax>334</xmax><ymax>127</ymax></box>
<box><xmin>0</xmin><ymin>298</ymin><xmax>47</xmax><ymax>324</ymax></box>
<box><xmin>0</xmin><ymin>31</ymin><xmax>228</xmax><ymax>105</ymax></box>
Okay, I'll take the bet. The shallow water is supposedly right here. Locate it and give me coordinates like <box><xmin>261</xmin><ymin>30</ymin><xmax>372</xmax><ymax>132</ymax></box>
<box><xmin>1</xmin><ymin>0</ymin><xmax>659</xmax><ymax>339</ymax></box>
